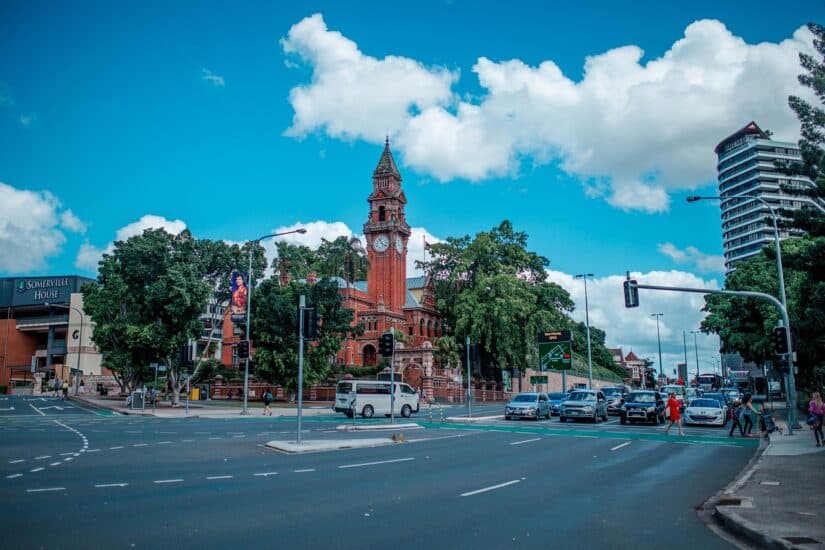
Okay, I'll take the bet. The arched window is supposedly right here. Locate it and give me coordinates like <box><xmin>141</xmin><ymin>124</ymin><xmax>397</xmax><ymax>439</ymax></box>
<box><xmin>378</xmin><ymin>206</ymin><xmax>386</xmax><ymax>221</ymax></box>
<box><xmin>408</xmin><ymin>325</ymin><xmax>413</xmax><ymax>336</ymax></box>
<box><xmin>363</xmin><ymin>345</ymin><xmax>377</xmax><ymax>366</ymax></box>
<box><xmin>419</xmin><ymin>319</ymin><xmax>424</xmax><ymax>336</ymax></box>
<box><xmin>427</xmin><ymin>320</ymin><xmax>433</xmax><ymax>337</ymax></box>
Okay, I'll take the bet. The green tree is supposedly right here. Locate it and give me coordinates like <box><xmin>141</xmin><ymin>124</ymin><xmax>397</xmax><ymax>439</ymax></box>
<box><xmin>315</xmin><ymin>236</ymin><xmax>370</xmax><ymax>283</ymax></box>
<box><xmin>82</xmin><ymin>229</ymin><xmax>212</xmax><ymax>401</ymax></box>
<box><xmin>250</xmin><ymin>279</ymin><xmax>355</xmax><ymax>397</ymax></box>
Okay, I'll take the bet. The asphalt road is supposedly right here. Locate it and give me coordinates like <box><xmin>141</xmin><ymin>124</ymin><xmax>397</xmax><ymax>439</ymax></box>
<box><xmin>0</xmin><ymin>396</ymin><xmax>756</xmax><ymax>549</ymax></box>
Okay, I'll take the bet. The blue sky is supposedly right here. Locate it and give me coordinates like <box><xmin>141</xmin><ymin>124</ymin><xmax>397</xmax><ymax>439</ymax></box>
<box><xmin>1</xmin><ymin>1</ymin><xmax>822</xmax><ymax>375</ymax></box>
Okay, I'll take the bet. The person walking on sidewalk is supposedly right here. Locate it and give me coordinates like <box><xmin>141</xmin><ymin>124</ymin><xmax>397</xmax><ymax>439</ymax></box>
<box><xmin>739</xmin><ymin>393</ymin><xmax>758</xmax><ymax>437</ymax></box>
<box><xmin>664</xmin><ymin>392</ymin><xmax>684</xmax><ymax>436</ymax></box>
<box><xmin>262</xmin><ymin>388</ymin><xmax>273</xmax><ymax>416</ymax></box>
<box><xmin>809</xmin><ymin>391</ymin><xmax>825</xmax><ymax>447</ymax></box>
<box><xmin>729</xmin><ymin>399</ymin><xmax>745</xmax><ymax>437</ymax></box>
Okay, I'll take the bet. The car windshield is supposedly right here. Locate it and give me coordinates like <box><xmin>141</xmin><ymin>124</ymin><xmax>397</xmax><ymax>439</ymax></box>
<box><xmin>512</xmin><ymin>394</ymin><xmax>537</xmax><ymax>402</ymax></box>
<box><xmin>567</xmin><ymin>392</ymin><xmax>595</xmax><ymax>401</ymax></box>
<box><xmin>602</xmin><ymin>388</ymin><xmax>622</xmax><ymax>397</ymax></box>
<box><xmin>662</xmin><ymin>386</ymin><xmax>683</xmax><ymax>394</ymax></box>
<box><xmin>548</xmin><ymin>393</ymin><xmax>567</xmax><ymax>400</ymax></box>
<box><xmin>703</xmin><ymin>393</ymin><xmax>725</xmax><ymax>402</ymax></box>
<box><xmin>689</xmin><ymin>399</ymin><xmax>721</xmax><ymax>408</ymax></box>
<box><xmin>627</xmin><ymin>393</ymin><xmax>656</xmax><ymax>403</ymax></box>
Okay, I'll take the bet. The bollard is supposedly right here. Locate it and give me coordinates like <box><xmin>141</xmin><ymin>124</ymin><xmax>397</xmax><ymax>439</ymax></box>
<box><xmin>428</xmin><ymin>402</ymin><xmax>433</xmax><ymax>423</ymax></box>
<box><xmin>440</xmin><ymin>405</ymin><xmax>445</xmax><ymax>424</ymax></box>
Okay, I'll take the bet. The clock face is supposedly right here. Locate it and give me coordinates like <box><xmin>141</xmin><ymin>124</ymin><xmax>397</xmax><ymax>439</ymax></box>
<box><xmin>373</xmin><ymin>235</ymin><xmax>390</xmax><ymax>252</ymax></box>
<box><xmin>395</xmin><ymin>236</ymin><xmax>404</xmax><ymax>253</ymax></box>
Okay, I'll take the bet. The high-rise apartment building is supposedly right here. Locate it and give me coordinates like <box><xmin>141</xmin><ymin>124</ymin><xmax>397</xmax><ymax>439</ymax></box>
<box><xmin>715</xmin><ymin>121</ymin><xmax>823</xmax><ymax>272</ymax></box>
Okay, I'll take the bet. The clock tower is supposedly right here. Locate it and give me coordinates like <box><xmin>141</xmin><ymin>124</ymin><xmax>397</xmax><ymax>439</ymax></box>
<box><xmin>364</xmin><ymin>138</ymin><xmax>410</xmax><ymax>314</ymax></box>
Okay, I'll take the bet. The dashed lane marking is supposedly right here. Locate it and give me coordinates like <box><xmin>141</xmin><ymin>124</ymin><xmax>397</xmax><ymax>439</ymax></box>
<box><xmin>253</xmin><ymin>472</ymin><xmax>278</xmax><ymax>477</ymax></box>
<box><xmin>154</xmin><ymin>479</ymin><xmax>184</xmax><ymax>484</ymax></box>
<box><xmin>30</xmin><ymin>467</ymin><xmax>44</xmax><ymax>473</ymax></box>
<box><xmin>294</xmin><ymin>469</ymin><xmax>315</xmax><ymax>473</ymax></box>
<box><xmin>460</xmin><ymin>479</ymin><xmax>522</xmax><ymax>497</ymax></box>
<box><xmin>95</xmin><ymin>483</ymin><xmax>128</xmax><ymax>488</ymax></box>
<box><xmin>9</xmin><ymin>459</ymin><xmax>24</xmax><ymax>464</ymax></box>
<box><xmin>6</xmin><ymin>474</ymin><xmax>22</xmax><ymax>479</ymax></box>
<box><xmin>158</xmin><ymin>441</ymin><xmax>173</xmax><ymax>445</ymax></box>
<box><xmin>206</xmin><ymin>475</ymin><xmax>233</xmax><ymax>480</ymax></box>
<box><xmin>610</xmin><ymin>441</ymin><xmax>632</xmax><ymax>451</ymax></box>
<box><xmin>35</xmin><ymin>455</ymin><xmax>51</xmax><ymax>460</ymax></box>
<box><xmin>109</xmin><ymin>446</ymin><xmax>124</xmax><ymax>450</ymax></box>
<box><xmin>339</xmin><ymin>458</ymin><xmax>415</xmax><ymax>469</ymax></box>
<box><xmin>509</xmin><ymin>438</ymin><xmax>541</xmax><ymax>446</ymax></box>
<box><xmin>132</xmin><ymin>444</ymin><xmax>148</xmax><ymax>447</ymax></box>
<box><xmin>27</xmin><ymin>487</ymin><xmax>64</xmax><ymax>493</ymax></box>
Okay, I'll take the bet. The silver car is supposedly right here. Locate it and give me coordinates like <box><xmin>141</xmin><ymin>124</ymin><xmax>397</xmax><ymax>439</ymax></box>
<box><xmin>504</xmin><ymin>392</ymin><xmax>551</xmax><ymax>420</ymax></box>
<box><xmin>559</xmin><ymin>390</ymin><xmax>608</xmax><ymax>423</ymax></box>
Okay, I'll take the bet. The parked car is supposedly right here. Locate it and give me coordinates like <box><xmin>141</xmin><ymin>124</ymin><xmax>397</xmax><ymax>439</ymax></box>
<box><xmin>684</xmin><ymin>387</ymin><xmax>703</xmax><ymax>402</ymax></box>
<box><xmin>702</xmin><ymin>392</ymin><xmax>731</xmax><ymax>408</ymax></box>
<box><xmin>619</xmin><ymin>391</ymin><xmax>665</xmax><ymax>425</ymax></box>
<box><xmin>683</xmin><ymin>397</ymin><xmax>728</xmax><ymax>427</ymax></box>
<box><xmin>602</xmin><ymin>387</ymin><xmax>625</xmax><ymax>415</ymax></box>
<box><xmin>547</xmin><ymin>392</ymin><xmax>568</xmax><ymax>416</ymax></box>
<box><xmin>504</xmin><ymin>392</ymin><xmax>551</xmax><ymax>420</ymax></box>
<box><xmin>559</xmin><ymin>390</ymin><xmax>608</xmax><ymax>423</ymax></box>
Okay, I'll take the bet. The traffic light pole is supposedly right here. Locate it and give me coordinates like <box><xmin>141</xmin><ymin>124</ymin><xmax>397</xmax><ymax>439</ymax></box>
<box><xmin>390</xmin><ymin>341</ymin><xmax>395</xmax><ymax>425</ymax></box>
<box><xmin>297</xmin><ymin>295</ymin><xmax>305</xmax><ymax>444</ymax></box>
<box><xmin>627</xmin><ymin>279</ymin><xmax>797</xmax><ymax>434</ymax></box>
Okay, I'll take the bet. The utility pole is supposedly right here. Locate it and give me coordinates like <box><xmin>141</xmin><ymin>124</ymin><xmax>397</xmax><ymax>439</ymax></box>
<box><xmin>575</xmin><ymin>273</ymin><xmax>594</xmax><ymax>389</ymax></box>
<box><xmin>297</xmin><ymin>294</ymin><xmax>305</xmax><ymax>444</ymax></box>
<box><xmin>651</xmin><ymin>313</ymin><xmax>664</xmax><ymax>386</ymax></box>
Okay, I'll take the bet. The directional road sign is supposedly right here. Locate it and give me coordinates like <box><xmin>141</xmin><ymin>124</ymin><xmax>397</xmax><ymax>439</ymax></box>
<box><xmin>537</xmin><ymin>330</ymin><xmax>572</xmax><ymax>371</ymax></box>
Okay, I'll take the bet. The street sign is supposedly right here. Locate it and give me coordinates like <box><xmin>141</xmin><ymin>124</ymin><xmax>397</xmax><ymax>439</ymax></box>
<box><xmin>539</xmin><ymin>341</ymin><xmax>572</xmax><ymax>371</ymax></box>
<box><xmin>530</xmin><ymin>375</ymin><xmax>548</xmax><ymax>384</ymax></box>
<box><xmin>537</xmin><ymin>330</ymin><xmax>572</xmax><ymax>343</ymax></box>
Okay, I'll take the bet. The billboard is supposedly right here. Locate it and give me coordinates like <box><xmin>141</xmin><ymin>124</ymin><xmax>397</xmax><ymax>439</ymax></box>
<box><xmin>230</xmin><ymin>270</ymin><xmax>248</xmax><ymax>323</ymax></box>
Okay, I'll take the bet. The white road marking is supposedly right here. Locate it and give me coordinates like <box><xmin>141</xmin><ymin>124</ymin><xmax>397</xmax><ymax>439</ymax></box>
<box><xmin>28</xmin><ymin>403</ymin><xmax>46</xmax><ymax>416</ymax></box>
<box><xmin>63</xmin><ymin>457</ymin><xmax>73</xmax><ymax>462</ymax></box>
<box><xmin>30</xmin><ymin>467</ymin><xmax>44</xmax><ymax>472</ymax></box>
<box><xmin>460</xmin><ymin>479</ymin><xmax>522</xmax><ymax>497</ymax></box>
<box><xmin>95</xmin><ymin>483</ymin><xmax>128</xmax><ymax>488</ymax></box>
<box><xmin>9</xmin><ymin>459</ymin><xmax>24</xmax><ymax>464</ymax></box>
<box><xmin>339</xmin><ymin>458</ymin><xmax>415</xmax><ymax>469</ymax></box>
<box><xmin>59</xmin><ymin>452</ymin><xmax>74</xmax><ymax>456</ymax></box>
<box><xmin>154</xmin><ymin>479</ymin><xmax>184</xmax><ymax>484</ymax></box>
<box><xmin>509</xmin><ymin>438</ymin><xmax>541</xmax><ymax>446</ymax></box>
<box><xmin>181</xmin><ymin>439</ymin><xmax>195</xmax><ymax>442</ymax></box>
<box><xmin>574</xmin><ymin>435</ymin><xmax>598</xmax><ymax>439</ymax></box>
<box><xmin>109</xmin><ymin>446</ymin><xmax>123</xmax><ymax>450</ymax></box>
<box><xmin>6</xmin><ymin>474</ymin><xmax>23</xmax><ymax>479</ymax></box>
<box><xmin>132</xmin><ymin>443</ymin><xmax>148</xmax><ymax>447</ymax></box>
<box><xmin>27</xmin><ymin>487</ymin><xmax>64</xmax><ymax>493</ymax></box>
<box><xmin>157</xmin><ymin>441</ymin><xmax>173</xmax><ymax>445</ymax></box>
<box><xmin>87</xmin><ymin>449</ymin><xmax>100</xmax><ymax>453</ymax></box>
<box><xmin>253</xmin><ymin>472</ymin><xmax>278</xmax><ymax>477</ymax></box>
<box><xmin>206</xmin><ymin>475</ymin><xmax>233</xmax><ymax>480</ymax></box>
<box><xmin>50</xmin><ymin>462</ymin><xmax>61</xmax><ymax>466</ymax></box>
<box><xmin>294</xmin><ymin>469</ymin><xmax>315</xmax><ymax>473</ymax></box>
<box><xmin>126</xmin><ymin>430</ymin><xmax>143</xmax><ymax>434</ymax></box>
<box><xmin>35</xmin><ymin>455</ymin><xmax>51</xmax><ymax>460</ymax></box>
<box><xmin>610</xmin><ymin>442</ymin><xmax>632</xmax><ymax>451</ymax></box>
<box><xmin>208</xmin><ymin>437</ymin><xmax>221</xmax><ymax>440</ymax></box>
<box><xmin>232</xmin><ymin>435</ymin><xmax>246</xmax><ymax>438</ymax></box>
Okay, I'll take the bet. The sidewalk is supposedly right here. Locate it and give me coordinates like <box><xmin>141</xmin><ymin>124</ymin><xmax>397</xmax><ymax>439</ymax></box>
<box><xmin>710</xmin><ymin>408</ymin><xmax>825</xmax><ymax>549</ymax></box>
<box><xmin>71</xmin><ymin>394</ymin><xmax>335</xmax><ymax>419</ymax></box>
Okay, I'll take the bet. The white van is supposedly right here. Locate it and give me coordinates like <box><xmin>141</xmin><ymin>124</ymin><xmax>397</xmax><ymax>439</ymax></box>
<box><xmin>334</xmin><ymin>380</ymin><xmax>420</xmax><ymax>419</ymax></box>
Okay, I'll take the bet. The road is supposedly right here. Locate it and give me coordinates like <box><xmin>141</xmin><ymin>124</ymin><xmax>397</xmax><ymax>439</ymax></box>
<box><xmin>0</xmin><ymin>396</ymin><xmax>756</xmax><ymax>549</ymax></box>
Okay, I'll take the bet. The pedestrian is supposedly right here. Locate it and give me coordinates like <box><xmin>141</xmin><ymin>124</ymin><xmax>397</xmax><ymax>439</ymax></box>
<box><xmin>60</xmin><ymin>380</ymin><xmax>69</xmax><ymax>400</ymax></box>
<box><xmin>79</xmin><ymin>379</ymin><xmax>86</xmax><ymax>395</ymax></box>
<box><xmin>739</xmin><ymin>393</ymin><xmax>758</xmax><ymax>437</ymax></box>
<box><xmin>809</xmin><ymin>391</ymin><xmax>825</xmax><ymax>447</ymax></box>
<box><xmin>664</xmin><ymin>392</ymin><xmax>684</xmax><ymax>436</ymax></box>
<box><xmin>728</xmin><ymin>399</ymin><xmax>745</xmax><ymax>437</ymax></box>
<box><xmin>262</xmin><ymin>388</ymin><xmax>273</xmax><ymax>416</ymax></box>
<box><xmin>227</xmin><ymin>389</ymin><xmax>233</xmax><ymax>401</ymax></box>
<box><xmin>53</xmin><ymin>378</ymin><xmax>61</xmax><ymax>397</ymax></box>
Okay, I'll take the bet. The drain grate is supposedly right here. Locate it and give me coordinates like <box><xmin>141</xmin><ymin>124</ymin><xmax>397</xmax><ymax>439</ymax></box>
<box><xmin>783</xmin><ymin>537</ymin><xmax>820</xmax><ymax>545</ymax></box>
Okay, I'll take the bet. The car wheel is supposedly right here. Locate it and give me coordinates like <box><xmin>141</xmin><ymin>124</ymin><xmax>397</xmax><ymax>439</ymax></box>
<box><xmin>401</xmin><ymin>404</ymin><xmax>412</xmax><ymax>418</ymax></box>
<box><xmin>505</xmin><ymin>415</ymin><xmax>511</xmax><ymax>421</ymax></box>
<box><xmin>620</xmin><ymin>416</ymin><xmax>626</xmax><ymax>425</ymax></box>
<box><xmin>559</xmin><ymin>416</ymin><xmax>566</xmax><ymax>423</ymax></box>
<box><xmin>591</xmin><ymin>412</ymin><xmax>598</xmax><ymax>423</ymax></box>
<box><xmin>601</xmin><ymin>412</ymin><xmax>608</xmax><ymax>422</ymax></box>
<box><xmin>361</xmin><ymin>405</ymin><xmax>374</xmax><ymax>419</ymax></box>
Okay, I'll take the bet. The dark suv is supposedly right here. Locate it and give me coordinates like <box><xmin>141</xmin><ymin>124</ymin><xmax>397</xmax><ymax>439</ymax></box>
<box><xmin>619</xmin><ymin>391</ymin><xmax>665</xmax><ymax>425</ymax></box>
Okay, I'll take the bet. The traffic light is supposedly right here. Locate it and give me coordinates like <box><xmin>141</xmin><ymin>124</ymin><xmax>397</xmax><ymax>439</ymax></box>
<box><xmin>237</xmin><ymin>340</ymin><xmax>250</xmax><ymax>359</ymax></box>
<box><xmin>623</xmin><ymin>279</ymin><xmax>639</xmax><ymax>308</ymax></box>
<box><xmin>772</xmin><ymin>327</ymin><xmax>788</xmax><ymax>355</ymax></box>
<box><xmin>302</xmin><ymin>308</ymin><xmax>321</xmax><ymax>340</ymax></box>
<box><xmin>178</xmin><ymin>343</ymin><xmax>192</xmax><ymax>370</ymax></box>
<box><xmin>379</xmin><ymin>332</ymin><xmax>394</xmax><ymax>358</ymax></box>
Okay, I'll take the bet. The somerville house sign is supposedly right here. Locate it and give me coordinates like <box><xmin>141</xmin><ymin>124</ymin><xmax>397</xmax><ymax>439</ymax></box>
<box><xmin>0</xmin><ymin>276</ymin><xmax>95</xmax><ymax>308</ymax></box>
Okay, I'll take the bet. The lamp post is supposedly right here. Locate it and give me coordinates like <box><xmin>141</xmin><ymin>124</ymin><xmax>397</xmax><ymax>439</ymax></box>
<box><xmin>650</xmin><ymin>313</ymin><xmax>664</xmax><ymax>385</ymax></box>
<box><xmin>575</xmin><ymin>273</ymin><xmax>594</xmax><ymax>389</ymax></box>
<box><xmin>690</xmin><ymin>330</ymin><xmax>701</xmax><ymax>384</ymax></box>
<box><xmin>242</xmin><ymin>228</ymin><xmax>307</xmax><ymax>415</ymax></box>
<box><xmin>343</xmin><ymin>238</ymin><xmax>364</xmax><ymax>366</ymax></box>
<box><xmin>47</xmin><ymin>303</ymin><xmax>84</xmax><ymax>397</ymax></box>
<box><xmin>682</xmin><ymin>331</ymin><xmax>689</xmax><ymax>384</ymax></box>
<box><xmin>687</xmin><ymin>194</ymin><xmax>798</xmax><ymax>431</ymax></box>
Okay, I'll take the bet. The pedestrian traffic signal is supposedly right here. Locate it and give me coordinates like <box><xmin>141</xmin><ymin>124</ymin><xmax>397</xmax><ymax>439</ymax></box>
<box><xmin>379</xmin><ymin>332</ymin><xmax>394</xmax><ymax>358</ymax></box>
<box><xmin>772</xmin><ymin>327</ymin><xmax>788</xmax><ymax>355</ymax></box>
<box><xmin>302</xmin><ymin>308</ymin><xmax>321</xmax><ymax>340</ymax></box>
<box><xmin>237</xmin><ymin>340</ymin><xmax>250</xmax><ymax>359</ymax></box>
<box><xmin>623</xmin><ymin>279</ymin><xmax>639</xmax><ymax>308</ymax></box>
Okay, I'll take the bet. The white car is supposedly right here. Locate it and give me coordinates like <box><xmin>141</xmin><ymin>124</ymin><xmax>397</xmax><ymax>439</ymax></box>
<box><xmin>684</xmin><ymin>397</ymin><xmax>728</xmax><ymax>427</ymax></box>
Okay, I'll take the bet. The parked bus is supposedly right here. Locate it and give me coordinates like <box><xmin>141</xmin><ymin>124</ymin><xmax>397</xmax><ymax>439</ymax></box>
<box><xmin>333</xmin><ymin>380</ymin><xmax>420</xmax><ymax>419</ymax></box>
<box><xmin>696</xmin><ymin>373</ymin><xmax>721</xmax><ymax>392</ymax></box>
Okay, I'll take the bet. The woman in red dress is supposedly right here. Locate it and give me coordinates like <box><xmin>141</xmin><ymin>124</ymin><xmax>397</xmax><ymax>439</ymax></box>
<box><xmin>664</xmin><ymin>392</ymin><xmax>684</xmax><ymax>436</ymax></box>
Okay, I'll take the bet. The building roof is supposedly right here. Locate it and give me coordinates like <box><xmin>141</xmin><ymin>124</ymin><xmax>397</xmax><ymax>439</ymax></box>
<box><xmin>714</xmin><ymin>121</ymin><xmax>768</xmax><ymax>154</ymax></box>
<box><xmin>373</xmin><ymin>137</ymin><xmax>401</xmax><ymax>178</ymax></box>
<box><xmin>404</xmin><ymin>290</ymin><xmax>420</xmax><ymax>308</ymax></box>
<box><xmin>406</xmin><ymin>275</ymin><xmax>426</xmax><ymax>289</ymax></box>
<box><xmin>625</xmin><ymin>350</ymin><xmax>641</xmax><ymax>362</ymax></box>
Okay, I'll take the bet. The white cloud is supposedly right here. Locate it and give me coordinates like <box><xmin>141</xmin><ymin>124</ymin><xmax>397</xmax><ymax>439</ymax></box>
<box><xmin>657</xmin><ymin>242</ymin><xmax>725</xmax><ymax>274</ymax></box>
<box><xmin>282</xmin><ymin>16</ymin><xmax>816</xmax><ymax>213</ymax></box>
<box><xmin>60</xmin><ymin>210</ymin><xmax>87</xmax><ymax>233</ymax></box>
<box><xmin>547</xmin><ymin>270</ymin><xmax>724</xmax><ymax>377</ymax></box>
<box><xmin>0</xmin><ymin>182</ymin><xmax>84</xmax><ymax>272</ymax></box>
<box><xmin>75</xmin><ymin>215</ymin><xmax>188</xmax><ymax>271</ymax></box>
<box><xmin>200</xmin><ymin>68</ymin><xmax>225</xmax><ymax>87</ymax></box>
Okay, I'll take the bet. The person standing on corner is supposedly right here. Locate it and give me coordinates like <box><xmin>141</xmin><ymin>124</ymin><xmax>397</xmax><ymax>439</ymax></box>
<box><xmin>739</xmin><ymin>393</ymin><xmax>758</xmax><ymax>438</ymax></box>
<box><xmin>809</xmin><ymin>392</ymin><xmax>825</xmax><ymax>447</ymax></box>
<box><xmin>664</xmin><ymin>392</ymin><xmax>684</xmax><ymax>436</ymax></box>
<box><xmin>262</xmin><ymin>388</ymin><xmax>273</xmax><ymax>416</ymax></box>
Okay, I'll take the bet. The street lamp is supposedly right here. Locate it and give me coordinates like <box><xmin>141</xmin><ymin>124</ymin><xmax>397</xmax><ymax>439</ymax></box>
<box><xmin>575</xmin><ymin>273</ymin><xmax>594</xmax><ymax>389</ymax></box>
<box><xmin>690</xmin><ymin>330</ymin><xmax>701</xmax><ymax>383</ymax></box>
<box><xmin>687</xmin><ymin>194</ymin><xmax>798</xmax><ymax>431</ymax></box>
<box><xmin>46</xmin><ymin>303</ymin><xmax>84</xmax><ymax>397</ymax></box>
<box><xmin>650</xmin><ymin>313</ymin><xmax>664</xmax><ymax>384</ymax></box>
<box><xmin>242</xmin><ymin>227</ymin><xmax>307</xmax><ymax>415</ymax></box>
<box><xmin>343</xmin><ymin>238</ymin><xmax>364</xmax><ymax>366</ymax></box>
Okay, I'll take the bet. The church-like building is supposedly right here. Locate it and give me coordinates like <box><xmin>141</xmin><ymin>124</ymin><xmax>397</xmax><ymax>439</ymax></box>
<box><xmin>335</xmin><ymin>140</ymin><xmax>443</xmax><ymax>392</ymax></box>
